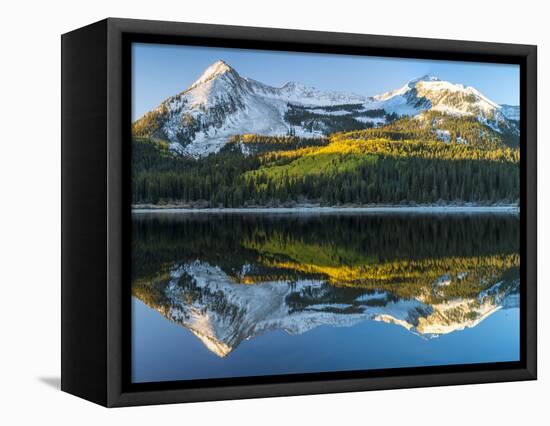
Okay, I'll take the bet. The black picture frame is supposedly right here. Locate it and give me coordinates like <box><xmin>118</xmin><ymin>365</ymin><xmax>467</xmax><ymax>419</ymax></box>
<box><xmin>61</xmin><ymin>17</ymin><xmax>537</xmax><ymax>407</ymax></box>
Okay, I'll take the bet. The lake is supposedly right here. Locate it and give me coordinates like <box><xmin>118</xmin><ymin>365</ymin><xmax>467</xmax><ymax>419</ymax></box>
<box><xmin>131</xmin><ymin>211</ymin><xmax>520</xmax><ymax>383</ymax></box>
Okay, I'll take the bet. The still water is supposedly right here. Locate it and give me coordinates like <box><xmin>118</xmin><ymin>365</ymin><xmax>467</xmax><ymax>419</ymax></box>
<box><xmin>131</xmin><ymin>212</ymin><xmax>520</xmax><ymax>383</ymax></box>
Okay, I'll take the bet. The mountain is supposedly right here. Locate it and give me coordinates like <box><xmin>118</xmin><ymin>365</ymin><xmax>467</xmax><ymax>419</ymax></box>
<box><xmin>135</xmin><ymin>259</ymin><xmax>519</xmax><ymax>357</ymax></box>
<box><xmin>369</xmin><ymin>75</ymin><xmax>517</xmax><ymax>133</ymax></box>
<box><xmin>500</xmin><ymin>104</ymin><xmax>520</xmax><ymax>121</ymax></box>
<box><xmin>132</xmin><ymin>61</ymin><xmax>519</xmax><ymax>158</ymax></box>
<box><xmin>132</xmin><ymin>60</ymin><xmax>368</xmax><ymax>157</ymax></box>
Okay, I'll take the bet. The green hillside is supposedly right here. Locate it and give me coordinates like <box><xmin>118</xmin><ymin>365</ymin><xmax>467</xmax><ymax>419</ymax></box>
<box><xmin>131</xmin><ymin>112</ymin><xmax>520</xmax><ymax>207</ymax></box>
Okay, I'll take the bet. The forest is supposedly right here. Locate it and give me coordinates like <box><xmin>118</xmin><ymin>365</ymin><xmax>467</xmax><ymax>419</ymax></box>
<box><xmin>131</xmin><ymin>112</ymin><xmax>520</xmax><ymax>207</ymax></box>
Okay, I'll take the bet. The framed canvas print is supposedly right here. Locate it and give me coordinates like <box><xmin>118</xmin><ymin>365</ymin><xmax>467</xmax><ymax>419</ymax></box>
<box><xmin>61</xmin><ymin>18</ymin><xmax>537</xmax><ymax>407</ymax></box>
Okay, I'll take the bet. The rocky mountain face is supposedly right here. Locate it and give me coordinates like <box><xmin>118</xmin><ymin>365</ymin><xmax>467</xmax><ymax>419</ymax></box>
<box><xmin>132</xmin><ymin>61</ymin><xmax>519</xmax><ymax>158</ymax></box>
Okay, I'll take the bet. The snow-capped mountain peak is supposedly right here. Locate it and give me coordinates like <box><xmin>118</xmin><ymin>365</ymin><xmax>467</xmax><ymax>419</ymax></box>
<box><xmin>282</xmin><ymin>81</ymin><xmax>307</xmax><ymax>90</ymax></box>
<box><xmin>374</xmin><ymin>75</ymin><xmax>441</xmax><ymax>101</ymax></box>
<box><xmin>413</xmin><ymin>79</ymin><xmax>509</xmax><ymax>125</ymax></box>
<box><xmin>370</xmin><ymin>75</ymin><xmax>514</xmax><ymax>132</ymax></box>
<box><xmin>190</xmin><ymin>60</ymin><xmax>236</xmax><ymax>88</ymax></box>
<box><xmin>411</xmin><ymin>74</ymin><xmax>441</xmax><ymax>84</ymax></box>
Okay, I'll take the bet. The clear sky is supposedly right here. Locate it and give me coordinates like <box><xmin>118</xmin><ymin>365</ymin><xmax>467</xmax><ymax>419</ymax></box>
<box><xmin>132</xmin><ymin>42</ymin><xmax>520</xmax><ymax>121</ymax></box>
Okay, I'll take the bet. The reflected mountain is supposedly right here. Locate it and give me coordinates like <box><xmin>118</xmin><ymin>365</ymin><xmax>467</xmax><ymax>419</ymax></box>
<box><xmin>132</xmin><ymin>213</ymin><xmax>520</xmax><ymax>357</ymax></box>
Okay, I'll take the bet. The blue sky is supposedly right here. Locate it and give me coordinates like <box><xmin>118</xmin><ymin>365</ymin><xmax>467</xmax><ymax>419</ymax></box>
<box><xmin>132</xmin><ymin>43</ymin><xmax>520</xmax><ymax>121</ymax></box>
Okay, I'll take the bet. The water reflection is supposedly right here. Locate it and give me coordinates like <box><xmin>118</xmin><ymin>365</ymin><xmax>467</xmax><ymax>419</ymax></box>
<box><xmin>132</xmin><ymin>213</ymin><xmax>520</xmax><ymax>358</ymax></box>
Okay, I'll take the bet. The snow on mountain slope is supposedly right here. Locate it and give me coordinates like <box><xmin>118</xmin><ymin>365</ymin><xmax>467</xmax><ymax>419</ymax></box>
<box><xmin>188</xmin><ymin>60</ymin><xmax>234</xmax><ymax>88</ymax></box>
<box><xmin>500</xmin><ymin>104</ymin><xmax>520</xmax><ymax>121</ymax></box>
<box><xmin>369</xmin><ymin>75</ymin><xmax>517</xmax><ymax>133</ymax></box>
<box><xmin>366</xmin><ymin>74</ymin><xmax>437</xmax><ymax>115</ymax></box>
<box><xmin>161</xmin><ymin>260</ymin><xmax>372</xmax><ymax>357</ymax></box>
<box><xmin>133</xmin><ymin>62</ymin><xmax>519</xmax><ymax>158</ymax></box>
<box><xmin>246</xmin><ymin>78</ymin><xmax>368</xmax><ymax>106</ymax></box>
<box><xmin>140</xmin><ymin>260</ymin><xmax>519</xmax><ymax>357</ymax></box>
<box><xmin>157</xmin><ymin>62</ymin><xmax>289</xmax><ymax>156</ymax></box>
<box><xmin>136</xmin><ymin>60</ymin><xmax>372</xmax><ymax>157</ymax></box>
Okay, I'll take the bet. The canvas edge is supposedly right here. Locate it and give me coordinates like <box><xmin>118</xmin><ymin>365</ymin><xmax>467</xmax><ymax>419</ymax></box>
<box><xmin>61</xmin><ymin>18</ymin><xmax>110</xmax><ymax>406</ymax></box>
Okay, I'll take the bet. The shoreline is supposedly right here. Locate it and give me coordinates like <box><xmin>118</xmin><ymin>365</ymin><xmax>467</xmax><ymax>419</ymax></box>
<box><xmin>131</xmin><ymin>205</ymin><xmax>519</xmax><ymax>215</ymax></box>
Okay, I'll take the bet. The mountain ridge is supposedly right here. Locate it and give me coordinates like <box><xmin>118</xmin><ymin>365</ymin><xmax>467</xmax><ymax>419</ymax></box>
<box><xmin>132</xmin><ymin>60</ymin><xmax>519</xmax><ymax>158</ymax></box>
